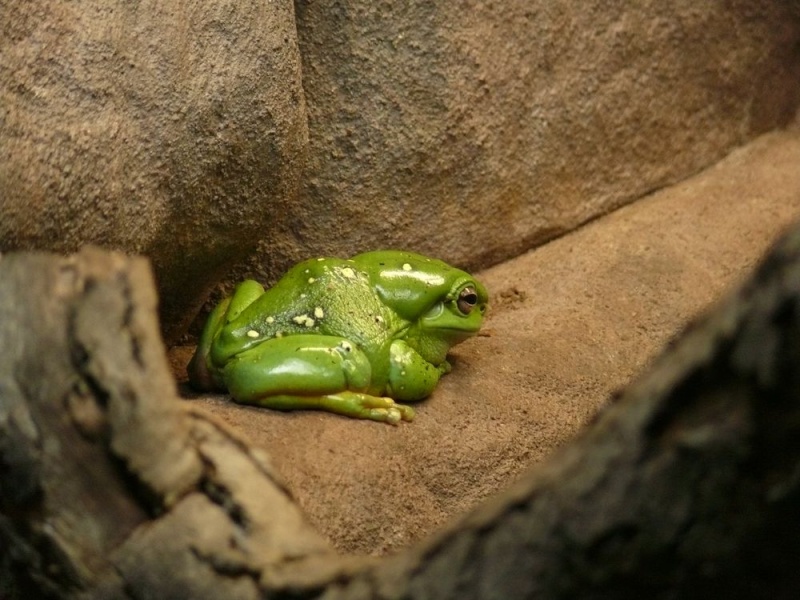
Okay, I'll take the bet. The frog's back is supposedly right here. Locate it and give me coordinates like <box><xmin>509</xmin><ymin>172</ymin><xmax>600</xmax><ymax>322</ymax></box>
<box><xmin>227</xmin><ymin>257</ymin><xmax>402</xmax><ymax>348</ymax></box>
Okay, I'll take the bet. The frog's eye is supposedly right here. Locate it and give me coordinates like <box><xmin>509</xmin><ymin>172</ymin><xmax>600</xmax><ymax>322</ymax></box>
<box><xmin>456</xmin><ymin>286</ymin><xmax>479</xmax><ymax>315</ymax></box>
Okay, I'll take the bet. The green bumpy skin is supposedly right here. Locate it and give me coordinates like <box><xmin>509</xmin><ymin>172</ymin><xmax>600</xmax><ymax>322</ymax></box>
<box><xmin>187</xmin><ymin>250</ymin><xmax>488</xmax><ymax>424</ymax></box>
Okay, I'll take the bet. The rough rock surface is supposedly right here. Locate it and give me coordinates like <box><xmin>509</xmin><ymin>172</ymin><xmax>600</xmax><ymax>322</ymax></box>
<box><xmin>237</xmin><ymin>0</ymin><xmax>800</xmax><ymax>284</ymax></box>
<box><xmin>173</xmin><ymin>127</ymin><xmax>800</xmax><ymax>556</ymax></box>
<box><xmin>3</xmin><ymin>2</ymin><xmax>798</xmax><ymax>343</ymax></box>
<box><xmin>0</xmin><ymin>0</ymin><xmax>307</xmax><ymax>342</ymax></box>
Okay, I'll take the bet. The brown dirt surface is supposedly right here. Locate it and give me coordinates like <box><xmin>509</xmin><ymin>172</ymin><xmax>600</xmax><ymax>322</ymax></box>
<box><xmin>168</xmin><ymin>127</ymin><xmax>800</xmax><ymax>557</ymax></box>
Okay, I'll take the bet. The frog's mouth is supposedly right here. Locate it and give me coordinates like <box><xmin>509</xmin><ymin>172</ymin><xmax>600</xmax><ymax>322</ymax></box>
<box><xmin>430</xmin><ymin>321</ymin><xmax>483</xmax><ymax>333</ymax></box>
<box><xmin>421</xmin><ymin>301</ymin><xmax>486</xmax><ymax>335</ymax></box>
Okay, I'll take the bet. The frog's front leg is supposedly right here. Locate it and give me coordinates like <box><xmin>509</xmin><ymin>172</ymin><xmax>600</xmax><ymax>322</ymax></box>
<box><xmin>387</xmin><ymin>339</ymin><xmax>451</xmax><ymax>401</ymax></box>
<box><xmin>222</xmin><ymin>335</ymin><xmax>415</xmax><ymax>424</ymax></box>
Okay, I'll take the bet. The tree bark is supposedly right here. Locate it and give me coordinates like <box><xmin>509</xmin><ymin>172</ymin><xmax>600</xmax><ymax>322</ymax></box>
<box><xmin>0</xmin><ymin>249</ymin><xmax>356</xmax><ymax>599</ymax></box>
<box><xmin>2</xmin><ymin>227</ymin><xmax>800</xmax><ymax>598</ymax></box>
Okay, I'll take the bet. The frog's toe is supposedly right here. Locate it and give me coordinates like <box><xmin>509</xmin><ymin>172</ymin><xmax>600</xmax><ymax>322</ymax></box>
<box><xmin>376</xmin><ymin>407</ymin><xmax>402</xmax><ymax>425</ymax></box>
<box><xmin>363</xmin><ymin>398</ymin><xmax>415</xmax><ymax>424</ymax></box>
<box><xmin>302</xmin><ymin>392</ymin><xmax>416</xmax><ymax>424</ymax></box>
<box><xmin>395</xmin><ymin>403</ymin><xmax>415</xmax><ymax>422</ymax></box>
<box><xmin>388</xmin><ymin>404</ymin><xmax>416</xmax><ymax>424</ymax></box>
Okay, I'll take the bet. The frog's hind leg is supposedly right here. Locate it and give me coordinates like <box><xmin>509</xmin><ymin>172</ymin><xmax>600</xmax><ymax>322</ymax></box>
<box><xmin>221</xmin><ymin>334</ymin><xmax>414</xmax><ymax>424</ymax></box>
<box><xmin>259</xmin><ymin>392</ymin><xmax>415</xmax><ymax>425</ymax></box>
<box><xmin>224</xmin><ymin>279</ymin><xmax>266</xmax><ymax>322</ymax></box>
<box><xmin>188</xmin><ymin>297</ymin><xmax>231</xmax><ymax>391</ymax></box>
<box><xmin>188</xmin><ymin>280</ymin><xmax>266</xmax><ymax>391</ymax></box>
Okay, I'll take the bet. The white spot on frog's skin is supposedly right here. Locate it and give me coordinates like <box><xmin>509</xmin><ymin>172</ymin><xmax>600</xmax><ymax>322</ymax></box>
<box><xmin>314</xmin><ymin>307</ymin><xmax>324</xmax><ymax>319</ymax></box>
<box><xmin>402</xmin><ymin>263</ymin><xmax>412</xmax><ymax>271</ymax></box>
<box><xmin>340</xmin><ymin>341</ymin><xmax>352</xmax><ymax>352</ymax></box>
<box><xmin>266</xmin><ymin>316</ymin><xmax>275</xmax><ymax>324</ymax></box>
<box><xmin>246</xmin><ymin>330</ymin><xmax>259</xmax><ymax>338</ymax></box>
<box><xmin>374</xmin><ymin>315</ymin><xmax>384</xmax><ymax>324</ymax></box>
<box><xmin>293</xmin><ymin>315</ymin><xmax>315</xmax><ymax>328</ymax></box>
<box><xmin>341</xmin><ymin>267</ymin><xmax>356</xmax><ymax>279</ymax></box>
<box><xmin>317</xmin><ymin>257</ymin><xmax>326</xmax><ymax>261</ymax></box>
<box><xmin>308</xmin><ymin>277</ymin><xmax>316</xmax><ymax>284</ymax></box>
<box><xmin>276</xmin><ymin>331</ymin><xmax>284</xmax><ymax>338</ymax></box>
<box><xmin>300</xmin><ymin>293</ymin><xmax>307</xmax><ymax>299</ymax></box>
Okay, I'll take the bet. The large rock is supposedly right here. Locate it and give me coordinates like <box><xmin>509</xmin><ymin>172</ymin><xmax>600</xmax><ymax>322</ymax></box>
<box><xmin>237</xmin><ymin>0</ymin><xmax>800</xmax><ymax>285</ymax></box>
<box><xmin>0</xmin><ymin>0</ymin><xmax>307</xmax><ymax>342</ymax></box>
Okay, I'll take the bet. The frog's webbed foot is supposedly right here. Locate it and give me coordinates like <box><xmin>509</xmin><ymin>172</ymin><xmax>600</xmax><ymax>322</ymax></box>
<box><xmin>328</xmin><ymin>392</ymin><xmax>416</xmax><ymax>424</ymax></box>
<box><xmin>255</xmin><ymin>392</ymin><xmax>415</xmax><ymax>425</ymax></box>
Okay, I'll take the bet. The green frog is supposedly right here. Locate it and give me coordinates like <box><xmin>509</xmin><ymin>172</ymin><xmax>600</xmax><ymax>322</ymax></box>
<box><xmin>188</xmin><ymin>250</ymin><xmax>488</xmax><ymax>424</ymax></box>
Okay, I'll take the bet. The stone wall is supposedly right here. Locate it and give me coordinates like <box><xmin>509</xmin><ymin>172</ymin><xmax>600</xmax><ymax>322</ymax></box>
<box><xmin>270</xmin><ymin>1</ymin><xmax>800</xmax><ymax>271</ymax></box>
<box><xmin>0</xmin><ymin>1</ymin><xmax>307</xmax><ymax>339</ymax></box>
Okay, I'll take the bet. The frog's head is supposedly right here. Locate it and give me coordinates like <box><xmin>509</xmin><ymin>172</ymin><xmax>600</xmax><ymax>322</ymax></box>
<box><xmin>353</xmin><ymin>250</ymin><xmax>488</xmax><ymax>361</ymax></box>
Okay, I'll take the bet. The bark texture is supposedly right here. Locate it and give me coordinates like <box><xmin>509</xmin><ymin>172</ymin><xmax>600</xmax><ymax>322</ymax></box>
<box><xmin>0</xmin><ymin>249</ymin><xmax>347</xmax><ymax>599</ymax></box>
<box><xmin>3</xmin><ymin>221</ymin><xmax>800</xmax><ymax>598</ymax></box>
